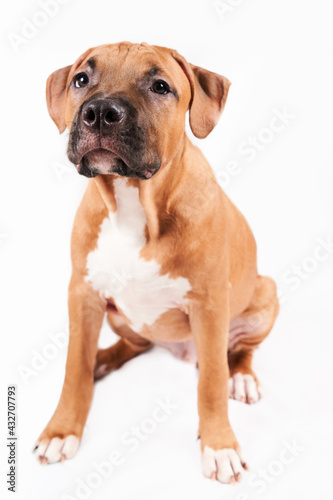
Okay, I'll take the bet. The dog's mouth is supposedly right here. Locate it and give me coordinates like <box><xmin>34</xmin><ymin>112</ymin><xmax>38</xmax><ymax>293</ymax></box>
<box><xmin>78</xmin><ymin>148</ymin><xmax>127</xmax><ymax>178</ymax></box>
<box><xmin>77</xmin><ymin>148</ymin><xmax>158</xmax><ymax>180</ymax></box>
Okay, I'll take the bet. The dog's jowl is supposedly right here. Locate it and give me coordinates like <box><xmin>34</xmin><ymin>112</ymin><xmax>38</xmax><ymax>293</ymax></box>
<box><xmin>35</xmin><ymin>42</ymin><xmax>279</xmax><ymax>483</ymax></box>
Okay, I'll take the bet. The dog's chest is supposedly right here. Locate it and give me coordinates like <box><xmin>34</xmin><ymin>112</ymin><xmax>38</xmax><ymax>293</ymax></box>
<box><xmin>85</xmin><ymin>179</ymin><xmax>191</xmax><ymax>332</ymax></box>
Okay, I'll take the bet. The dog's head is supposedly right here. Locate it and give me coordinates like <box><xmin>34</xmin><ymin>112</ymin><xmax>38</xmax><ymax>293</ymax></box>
<box><xmin>46</xmin><ymin>42</ymin><xmax>230</xmax><ymax>179</ymax></box>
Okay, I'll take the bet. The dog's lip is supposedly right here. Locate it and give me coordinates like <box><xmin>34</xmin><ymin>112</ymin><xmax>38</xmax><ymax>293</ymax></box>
<box><xmin>139</xmin><ymin>167</ymin><xmax>156</xmax><ymax>179</ymax></box>
<box><xmin>77</xmin><ymin>148</ymin><xmax>158</xmax><ymax>179</ymax></box>
<box><xmin>76</xmin><ymin>147</ymin><xmax>123</xmax><ymax>168</ymax></box>
<box><xmin>74</xmin><ymin>147</ymin><xmax>159</xmax><ymax>180</ymax></box>
<box><xmin>77</xmin><ymin>147</ymin><xmax>134</xmax><ymax>176</ymax></box>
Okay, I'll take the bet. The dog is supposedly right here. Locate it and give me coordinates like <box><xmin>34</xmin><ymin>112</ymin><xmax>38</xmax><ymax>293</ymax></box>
<box><xmin>34</xmin><ymin>42</ymin><xmax>279</xmax><ymax>484</ymax></box>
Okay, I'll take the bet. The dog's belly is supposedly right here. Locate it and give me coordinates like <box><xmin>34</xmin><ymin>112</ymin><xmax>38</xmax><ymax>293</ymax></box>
<box><xmin>108</xmin><ymin>306</ymin><xmax>192</xmax><ymax>342</ymax></box>
<box><xmin>138</xmin><ymin>307</ymin><xmax>192</xmax><ymax>342</ymax></box>
<box><xmin>85</xmin><ymin>178</ymin><xmax>191</xmax><ymax>334</ymax></box>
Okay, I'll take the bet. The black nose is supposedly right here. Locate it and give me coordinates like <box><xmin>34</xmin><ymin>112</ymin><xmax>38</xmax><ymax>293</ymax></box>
<box><xmin>82</xmin><ymin>98</ymin><xmax>125</xmax><ymax>133</ymax></box>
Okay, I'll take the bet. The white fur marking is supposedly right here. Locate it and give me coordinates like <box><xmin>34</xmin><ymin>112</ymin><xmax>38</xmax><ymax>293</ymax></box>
<box><xmin>44</xmin><ymin>437</ymin><xmax>63</xmax><ymax>464</ymax></box>
<box><xmin>234</xmin><ymin>372</ymin><xmax>246</xmax><ymax>401</ymax></box>
<box><xmin>86</xmin><ymin>179</ymin><xmax>191</xmax><ymax>332</ymax></box>
<box><xmin>202</xmin><ymin>446</ymin><xmax>245</xmax><ymax>483</ymax></box>
<box><xmin>61</xmin><ymin>435</ymin><xmax>80</xmax><ymax>459</ymax></box>
<box><xmin>35</xmin><ymin>435</ymin><xmax>79</xmax><ymax>464</ymax></box>
<box><xmin>229</xmin><ymin>372</ymin><xmax>261</xmax><ymax>404</ymax></box>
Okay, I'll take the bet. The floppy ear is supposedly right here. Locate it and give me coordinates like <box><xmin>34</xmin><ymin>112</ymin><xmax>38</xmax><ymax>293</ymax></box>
<box><xmin>46</xmin><ymin>65</ymin><xmax>72</xmax><ymax>133</ymax></box>
<box><xmin>46</xmin><ymin>47</ymin><xmax>95</xmax><ymax>133</ymax></box>
<box><xmin>171</xmin><ymin>51</ymin><xmax>231</xmax><ymax>139</ymax></box>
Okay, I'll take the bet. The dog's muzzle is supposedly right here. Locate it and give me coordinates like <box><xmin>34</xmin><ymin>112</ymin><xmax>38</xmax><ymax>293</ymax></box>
<box><xmin>67</xmin><ymin>97</ymin><xmax>160</xmax><ymax>180</ymax></box>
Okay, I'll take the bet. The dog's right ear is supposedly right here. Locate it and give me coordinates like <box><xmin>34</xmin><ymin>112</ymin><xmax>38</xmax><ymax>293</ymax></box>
<box><xmin>46</xmin><ymin>65</ymin><xmax>72</xmax><ymax>133</ymax></box>
<box><xmin>46</xmin><ymin>47</ymin><xmax>95</xmax><ymax>133</ymax></box>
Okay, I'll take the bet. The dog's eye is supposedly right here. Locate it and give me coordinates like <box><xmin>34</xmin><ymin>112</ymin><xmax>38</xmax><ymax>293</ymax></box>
<box><xmin>150</xmin><ymin>80</ymin><xmax>170</xmax><ymax>95</ymax></box>
<box><xmin>74</xmin><ymin>73</ymin><xmax>89</xmax><ymax>88</ymax></box>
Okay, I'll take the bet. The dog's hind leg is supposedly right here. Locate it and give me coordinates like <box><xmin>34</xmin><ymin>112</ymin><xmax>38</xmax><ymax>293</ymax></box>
<box><xmin>94</xmin><ymin>338</ymin><xmax>151</xmax><ymax>380</ymax></box>
<box><xmin>227</xmin><ymin>275</ymin><xmax>279</xmax><ymax>404</ymax></box>
<box><xmin>94</xmin><ymin>312</ymin><xmax>151</xmax><ymax>380</ymax></box>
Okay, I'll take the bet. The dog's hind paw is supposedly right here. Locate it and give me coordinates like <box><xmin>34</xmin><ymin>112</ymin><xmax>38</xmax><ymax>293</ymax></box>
<box><xmin>228</xmin><ymin>372</ymin><xmax>262</xmax><ymax>404</ymax></box>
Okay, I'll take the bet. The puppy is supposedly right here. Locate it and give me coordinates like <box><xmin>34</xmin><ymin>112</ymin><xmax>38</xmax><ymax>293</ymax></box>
<box><xmin>34</xmin><ymin>42</ymin><xmax>279</xmax><ymax>483</ymax></box>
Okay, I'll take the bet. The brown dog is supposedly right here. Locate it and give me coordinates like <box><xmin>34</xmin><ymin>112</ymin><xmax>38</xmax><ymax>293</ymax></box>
<box><xmin>34</xmin><ymin>42</ymin><xmax>279</xmax><ymax>483</ymax></box>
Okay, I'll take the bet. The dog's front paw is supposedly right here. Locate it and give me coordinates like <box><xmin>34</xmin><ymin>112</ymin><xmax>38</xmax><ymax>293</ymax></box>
<box><xmin>228</xmin><ymin>372</ymin><xmax>262</xmax><ymax>404</ymax></box>
<box><xmin>202</xmin><ymin>446</ymin><xmax>247</xmax><ymax>484</ymax></box>
<box><xmin>34</xmin><ymin>433</ymin><xmax>80</xmax><ymax>464</ymax></box>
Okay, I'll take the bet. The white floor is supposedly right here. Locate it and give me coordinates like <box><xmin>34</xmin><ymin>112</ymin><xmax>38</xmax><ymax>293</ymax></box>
<box><xmin>2</xmin><ymin>0</ymin><xmax>333</xmax><ymax>498</ymax></box>
<box><xmin>6</xmin><ymin>267</ymin><xmax>333</xmax><ymax>500</ymax></box>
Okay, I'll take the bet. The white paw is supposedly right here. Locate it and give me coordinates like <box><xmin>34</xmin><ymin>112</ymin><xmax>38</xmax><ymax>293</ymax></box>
<box><xmin>34</xmin><ymin>435</ymin><xmax>80</xmax><ymax>464</ymax></box>
<box><xmin>228</xmin><ymin>372</ymin><xmax>262</xmax><ymax>404</ymax></box>
<box><xmin>202</xmin><ymin>446</ymin><xmax>247</xmax><ymax>483</ymax></box>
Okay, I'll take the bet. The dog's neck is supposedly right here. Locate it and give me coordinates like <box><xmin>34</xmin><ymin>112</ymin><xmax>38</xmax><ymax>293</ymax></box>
<box><xmin>94</xmin><ymin>134</ymin><xmax>218</xmax><ymax>240</ymax></box>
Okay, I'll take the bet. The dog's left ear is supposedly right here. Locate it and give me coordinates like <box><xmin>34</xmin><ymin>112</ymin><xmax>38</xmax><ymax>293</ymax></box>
<box><xmin>46</xmin><ymin>65</ymin><xmax>72</xmax><ymax>133</ymax></box>
<box><xmin>171</xmin><ymin>51</ymin><xmax>231</xmax><ymax>139</ymax></box>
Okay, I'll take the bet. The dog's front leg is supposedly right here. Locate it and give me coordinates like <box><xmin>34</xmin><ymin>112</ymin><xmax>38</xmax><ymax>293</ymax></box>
<box><xmin>34</xmin><ymin>277</ymin><xmax>105</xmax><ymax>464</ymax></box>
<box><xmin>190</xmin><ymin>293</ymin><xmax>247</xmax><ymax>483</ymax></box>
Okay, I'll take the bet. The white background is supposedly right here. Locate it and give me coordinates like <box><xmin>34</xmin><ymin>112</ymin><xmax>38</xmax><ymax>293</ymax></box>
<box><xmin>1</xmin><ymin>0</ymin><xmax>333</xmax><ymax>499</ymax></box>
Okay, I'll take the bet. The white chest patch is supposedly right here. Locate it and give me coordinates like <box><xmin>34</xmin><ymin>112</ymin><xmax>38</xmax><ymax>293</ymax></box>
<box><xmin>85</xmin><ymin>179</ymin><xmax>191</xmax><ymax>332</ymax></box>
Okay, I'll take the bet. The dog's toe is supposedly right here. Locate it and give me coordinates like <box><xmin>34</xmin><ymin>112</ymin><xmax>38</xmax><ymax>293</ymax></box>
<box><xmin>202</xmin><ymin>446</ymin><xmax>246</xmax><ymax>484</ymax></box>
<box><xmin>229</xmin><ymin>372</ymin><xmax>262</xmax><ymax>404</ymax></box>
<box><xmin>34</xmin><ymin>435</ymin><xmax>79</xmax><ymax>464</ymax></box>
